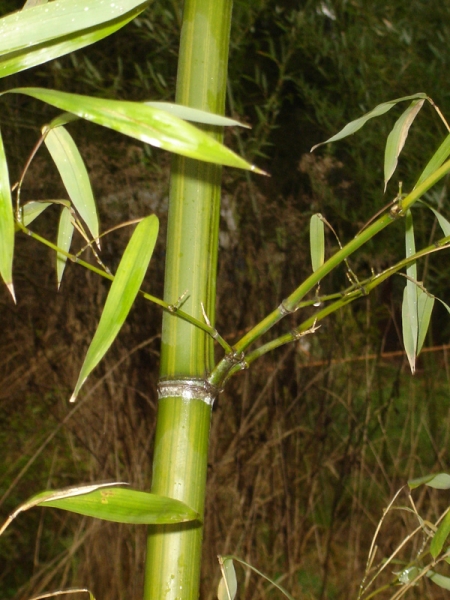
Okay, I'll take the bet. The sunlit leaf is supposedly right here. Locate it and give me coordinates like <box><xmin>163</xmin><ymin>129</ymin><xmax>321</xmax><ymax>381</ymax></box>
<box><xmin>384</xmin><ymin>99</ymin><xmax>424</xmax><ymax>191</ymax></box>
<box><xmin>417</xmin><ymin>291</ymin><xmax>434</xmax><ymax>354</ymax></box>
<box><xmin>431</xmin><ymin>510</ymin><xmax>450</xmax><ymax>559</ymax></box>
<box><xmin>5</xmin><ymin>89</ymin><xmax>265</xmax><ymax>173</ymax></box>
<box><xmin>218</xmin><ymin>557</ymin><xmax>237</xmax><ymax>600</ymax></box>
<box><xmin>22</xmin><ymin>0</ymin><xmax>48</xmax><ymax>9</ymax></box>
<box><xmin>56</xmin><ymin>206</ymin><xmax>74</xmax><ymax>288</ymax></box>
<box><xmin>70</xmin><ymin>214</ymin><xmax>159</xmax><ymax>402</ymax></box>
<box><xmin>0</xmin><ymin>482</ymin><xmax>198</xmax><ymax>536</ymax></box>
<box><xmin>0</xmin><ymin>0</ymin><xmax>148</xmax><ymax>55</ymax></box>
<box><xmin>311</xmin><ymin>93</ymin><xmax>428</xmax><ymax>152</ymax></box>
<box><xmin>416</xmin><ymin>133</ymin><xmax>450</xmax><ymax>188</ymax></box>
<box><xmin>408</xmin><ymin>472</ymin><xmax>450</xmax><ymax>490</ymax></box>
<box><xmin>44</xmin><ymin>125</ymin><xmax>99</xmax><ymax>245</ymax></box>
<box><xmin>0</xmin><ymin>127</ymin><xmax>15</xmax><ymax>300</ymax></box>
<box><xmin>145</xmin><ymin>102</ymin><xmax>250</xmax><ymax>128</ymax></box>
<box><xmin>427</xmin><ymin>571</ymin><xmax>450</xmax><ymax>591</ymax></box>
<box><xmin>310</xmin><ymin>213</ymin><xmax>325</xmax><ymax>272</ymax></box>
<box><xmin>21</xmin><ymin>200</ymin><xmax>52</xmax><ymax>226</ymax></box>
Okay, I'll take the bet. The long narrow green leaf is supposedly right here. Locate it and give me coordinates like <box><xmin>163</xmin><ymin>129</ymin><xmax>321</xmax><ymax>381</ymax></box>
<box><xmin>44</xmin><ymin>125</ymin><xmax>99</xmax><ymax>245</ymax></box>
<box><xmin>403</xmin><ymin>210</ymin><xmax>418</xmax><ymax>373</ymax></box>
<box><xmin>311</xmin><ymin>93</ymin><xmax>428</xmax><ymax>151</ymax></box>
<box><xmin>384</xmin><ymin>99</ymin><xmax>425</xmax><ymax>191</ymax></box>
<box><xmin>417</xmin><ymin>291</ymin><xmax>434</xmax><ymax>354</ymax></box>
<box><xmin>431</xmin><ymin>510</ymin><xmax>450</xmax><ymax>558</ymax></box>
<box><xmin>0</xmin><ymin>483</ymin><xmax>198</xmax><ymax>536</ymax></box>
<box><xmin>218</xmin><ymin>557</ymin><xmax>238</xmax><ymax>600</ymax></box>
<box><xmin>0</xmin><ymin>127</ymin><xmax>15</xmax><ymax>299</ymax></box>
<box><xmin>5</xmin><ymin>89</ymin><xmax>266</xmax><ymax>173</ymax></box>
<box><xmin>70</xmin><ymin>214</ymin><xmax>159</xmax><ymax>402</ymax></box>
<box><xmin>21</xmin><ymin>200</ymin><xmax>52</xmax><ymax>226</ymax></box>
<box><xmin>416</xmin><ymin>133</ymin><xmax>450</xmax><ymax>188</ymax></box>
<box><xmin>0</xmin><ymin>0</ymin><xmax>148</xmax><ymax>55</ymax></box>
<box><xmin>145</xmin><ymin>102</ymin><xmax>250</xmax><ymax>128</ymax></box>
<box><xmin>310</xmin><ymin>213</ymin><xmax>325</xmax><ymax>272</ymax></box>
<box><xmin>223</xmin><ymin>555</ymin><xmax>295</xmax><ymax>600</ymax></box>
<box><xmin>0</xmin><ymin>13</ymin><xmax>140</xmax><ymax>78</ymax></box>
<box><xmin>428</xmin><ymin>571</ymin><xmax>450</xmax><ymax>591</ymax></box>
<box><xmin>56</xmin><ymin>206</ymin><xmax>74</xmax><ymax>288</ymax></box>
<box><xmin>408</xmin><ymin>472</ymin><xmax>450</xmax><ymax>490</ymax></box>
<box><xmin>420</xmin><ymin>202</ymin><xmax>450</xmax><ymax>237</ymax></box>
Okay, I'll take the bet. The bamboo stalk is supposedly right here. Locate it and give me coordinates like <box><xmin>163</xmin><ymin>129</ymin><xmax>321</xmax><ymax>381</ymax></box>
<box><xmin>144</xmin><ymin>1</ymin><xmax>233</xmax><ymax>598</ymax></box>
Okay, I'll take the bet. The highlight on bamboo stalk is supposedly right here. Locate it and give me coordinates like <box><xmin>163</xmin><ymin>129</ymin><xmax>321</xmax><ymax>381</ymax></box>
<box><xmin>0</xmin><ymin>482</ymin><xmax>199</xmax><ymax>538</ymax></box>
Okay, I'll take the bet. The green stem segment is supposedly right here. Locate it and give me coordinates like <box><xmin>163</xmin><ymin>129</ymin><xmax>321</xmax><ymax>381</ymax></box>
<box><xmin>144</xmin><ymin>1</ymin><xmax>233</xmax><ymax>599</ymax></box>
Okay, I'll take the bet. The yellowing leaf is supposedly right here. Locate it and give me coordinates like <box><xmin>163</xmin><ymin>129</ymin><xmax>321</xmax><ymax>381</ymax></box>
<box><xmin>70</xmin><ymin>215</ymin><xmax>159</xmax><ymax>402</ymax></box>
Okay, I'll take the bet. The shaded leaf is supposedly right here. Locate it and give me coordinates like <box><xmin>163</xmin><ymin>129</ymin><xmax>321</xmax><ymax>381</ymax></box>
<box><xmin>431</xmin><ymin>510</ymin><xmax>450</xmax><ymax>559</ymax></box>
<box><xmin>70</xmin><ymin>215</ymin><xmax>159</xmax><ymax>402</ymax></box>
<box><xmin>310</xmin><ymin>214</ymin><xmax>325</xmax><ymax>273</ymax></box>
<box><xmin>420</xmin><ymin>202</ymin><xmax>450</xmax><ymax>237</ymax></box>
<box><xmin>218</xmin><ymin>557</ymin><xmax>237</xmax><ymax>600</ymax></box>
<box><xmin>311</xmin><ymin>93</ymin><xmax>428</xmax><ymax>152</ymax></box>
<box><xmin>222</xmin><ymin>555</ymin><xmax>295</xmax><ymax>600</ymax></box>
<box><xmin>44</xmin><ymin>125</ymin><xmax>99</xmax><ymax>245</ymax></box>
<box><xmin>384</xmin><ymin>99</ymin><xmax>424</xmax><ymax>191</ymax></box>
<box><xmin>6</xmin><ymin>88</ymin><xmax>265</xmax><ymax>173</ymax></box>
<box><xmin>21</xmin><ymin>200</ymin><xmax>52</xmax><ymax>226</ymax></box>
<box><xmin>0</xmin><ymin>127</ymin><xmax>15</xmax><ymax>299</ymax></box>
<box><xmin>416</xmin><ymin>133</ymin><xmax>450</xmax><ymax>188</ymax></box>
<box><xmin>56</xmin><ymin>206</ymin><xmax>74</xmax><ymax>288</ymax></box>
<box><xmin>0</xmin><ymin>482</ymin><xmax>198</xmax><ymax>536</ymax></box>
<box><xmin>417</xmin><ymin>291</ymin><xmax>434</xmax><ymax>354</ymax></box>
<box><xmin>145</xmin><ymin>102</ymin><xmax>250</xmax><ymax>128</ymax></box>
<box><xmin>427</xmin><ymin>571</ymin><xmax>450</xmax><ymax>591</ymax></box>
<box><xmin>402</xmin><ymin>287</ymin><xmax>416</xmax><ymax>374</ymax></box>
<box><xmin>22</xmin><ymin>0</ymin><xmax>48</xmax><ymax>9</ymax></box>
<box><xmin>402</xmin><ymin>210</ymin><xmax>417</xmax><ymax>373</ymax></box>
<box><xmin>408</xmin><ymin>472</ymin><xmax>450</xmax><ymax>490</ymax></box>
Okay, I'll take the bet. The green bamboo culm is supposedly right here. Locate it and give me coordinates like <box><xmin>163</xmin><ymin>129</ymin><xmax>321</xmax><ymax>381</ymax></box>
<box><xmin>144</xmin><ymin>0</ymin><xmax>233</xmax><ymax>599</ymax></box>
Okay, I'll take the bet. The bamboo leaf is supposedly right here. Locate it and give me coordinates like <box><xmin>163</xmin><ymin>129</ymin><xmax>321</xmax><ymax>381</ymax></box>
<box><xmin>6</xmin><ymin>89</ymin><xmax>265</xmax><ymax>173</ymax></box>
<box><xmin>145</xmin><ymin>102</ymin><xmax>250</xmax><ymax>128</ymax></box>
<box><xmin>222</xmin><ymin>555</ymin><xmax>295</xmax><ymax>600</ymax></box>
<box><xmin>428</xmin><ymin>571</ymin><xmax>450</xmax><ymax>591</ymax></box>
<box><xmin>70</xmin><ymin>214</ymin><xmax>159</xmax><ymax>402</ymax></box>
<box><xmin>310</xmin><ymin>213</ymin><xmax>325</xmax><ymax>272</ymax></box>
<box><xmin>416</xmin><ymin>133</ymin><xmax>450</xmax><ymax>188</ymax></box>
<box><xmin>21</xmin><ymin>200</ymin><xmax>52</xmax><ymax>226</ymax></box>
<box><xmin>408</xmin><ymin>472</ymin><xmax>450</xmax><ymax>490</ymax></box>
<box><xmin>384</xmin><ymin>99</ymin><xmax>425</xmax><ymax>191</ymax></box>
<box><xmin>0</xmin><ymin>483</ymin><xmax>198</xmax><ymax>536</ymax></box>
<box><xmin>22</xmin><ymin>0</ymin><xmax>48</xmax><ymax>9</ymax></box>
<box><xmin>0</xmin><ymin>127</ymin><xmax>15</xmax><ymax>300</ymax></box>
<box><xmin>402</xmin><ymin>287</ymin><xmax>416</xmax><ymax>374</ymax></box>
<box><xmin>44</xmin><ymin>125</ymin><xmax>99</xmax><ymax>245</ymax></box>
<box><xmin>0</xmin><ymin>0</ymin><xmax>148</xmax><ymax>76</ymax></box>
<box><xmin>218</xmin><ymin>557</ymin><xmax>237</xmax><ymax>600</ymax></box>
<box><xmin>402</xmin><ymin>210</ymin><xmax>418</xmax><ymax>373</ymax></box>
<box><xmin>311</xmin><ymin>93</ymin><xmax>428</xmax><ymax>152</ymax></box>
<box><xmin>431</xmin><ymin>510</ymin><xmax>450</xmax><ymax>559</ymax></box>
<box><xmin>417</xmin><ymin>291</ymin><xmax>434</xmax><ymax>354</ymax></box>
<box><xmin>56</xmin><ymin>206</ymin><xmax>74</xmax><ymax>289</ymax></box>
<box><xmin>420</xmin><ymin>202</ymin><xmax>450</xmax><ymax>237</ymax></box>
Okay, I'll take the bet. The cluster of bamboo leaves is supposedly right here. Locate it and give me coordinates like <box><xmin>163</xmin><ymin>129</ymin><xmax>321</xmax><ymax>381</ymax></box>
<box><xmin>3</xmin><ymin>0</ymin><xmax>450</xmax><ymax>597</ymax></box>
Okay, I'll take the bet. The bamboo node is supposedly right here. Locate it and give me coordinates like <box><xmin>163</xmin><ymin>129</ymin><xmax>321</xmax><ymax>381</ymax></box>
<box><xmin>157</xmin><ymin>378</ymin><xmax>219</xmax><ymax>406</ymax></box>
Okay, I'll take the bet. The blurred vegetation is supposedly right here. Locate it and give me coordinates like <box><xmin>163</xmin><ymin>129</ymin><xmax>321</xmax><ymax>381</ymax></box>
<box><xmin>2</xmin><ymin>0</ymin><xmax>450</xmax><ymax>598</ymax></box>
